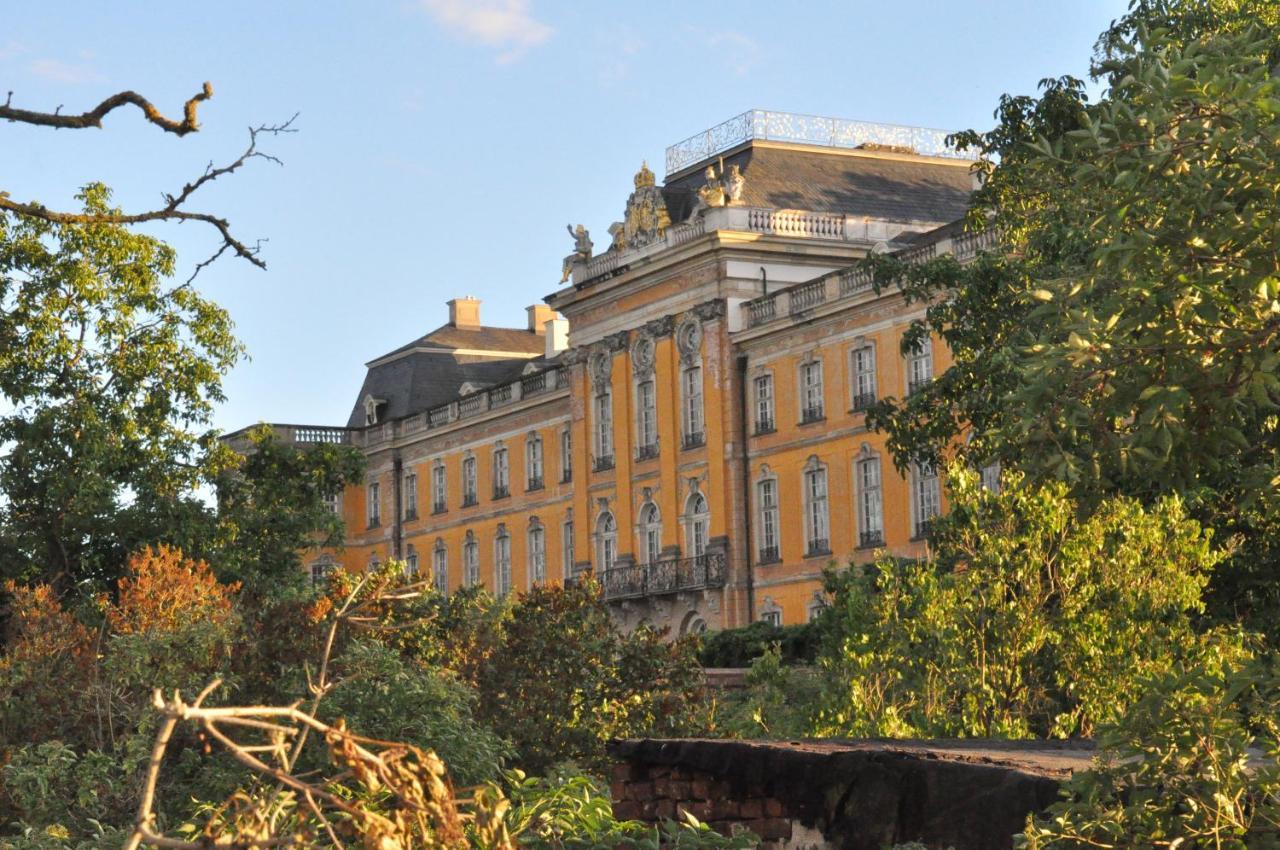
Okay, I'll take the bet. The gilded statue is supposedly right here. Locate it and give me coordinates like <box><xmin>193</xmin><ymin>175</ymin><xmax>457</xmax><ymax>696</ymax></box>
<box><xmin>560</xmin><ymin>223</ymin><xmax>593</xmax><ymax>283</ymax></box>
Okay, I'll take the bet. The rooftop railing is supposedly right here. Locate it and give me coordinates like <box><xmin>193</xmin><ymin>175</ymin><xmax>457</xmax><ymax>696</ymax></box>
<box><xmin>665</xmin><ymin>109</ymin><xmax>978</xmax><ymax>175</ymax></box>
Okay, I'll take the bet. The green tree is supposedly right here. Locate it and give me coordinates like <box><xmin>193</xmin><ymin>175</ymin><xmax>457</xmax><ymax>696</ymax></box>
<box><xmin>210</xmin><ymin>426</ymin><xmax>364</xmax><ymax>595</ymax></box>
<box><xmin>865</xmin><ymin>16</ymin><xmax>1280</xmax><ymax>632</ymax></box>
<box><xmin>0</xmin><ymin>186</ymin><xmax>242</xmax><ymax>592</ymax></box>
<box><xmin>815</xmin><ymin>467</ymin><xmax>1222</xmax><ymax>739</ymax></box>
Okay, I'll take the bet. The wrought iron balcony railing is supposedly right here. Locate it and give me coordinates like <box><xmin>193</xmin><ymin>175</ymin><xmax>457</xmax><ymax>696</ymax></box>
<box><xmin>754</xmin><ymin>418</ymin><xmax>775</xmax><ymax>436</ymax></box>
<box><xmin>593</xmin><ymin>455</ymin><xmax>615</xmax><ymax>472</ymax></box>
<box><xmin>806</xmin><ymin>539</ymin><xmax>830</xmax><ymax>557</ymax></box>
<box><xmin>461</xmin><ymin>494</ymin><xmax>478</xmax><ymax>508</ymax></box>
<box><xmin>682</xmin><ymin>432</ymin><xmax>706</xmax><ymax>450</ymax></box>
<box><xmin>599</xmin><ymin>553</ymin><xmax>727</xmax><ymax>601</ymax></box>
<box><xmin>636</xmin><ymin>443</ymin><xmax>659</xmax><ymax>461</ymax></box>
<box><xmin>432</xmin><ymin>502</ymin><xmax>447</xmax><ymax>515</ymax></box>
<box><xmin>850</xmin><ymin>392</ymin><xmax>877</xmax><ymax>413</ymax></box>
<box><xmin>859</xmin><ymin>530</ymin><xmax>884</xmax><ymax>549</ymax></box>
<box><xmin>526</xmin><ymin>476</ymin><xmax>544</xmax><ymax>492</ymax></box>
<box><xmin>801</xmin><ymin>406</ymin><xmax>825</xmax><ymax>424</ymax></box>
<box><xmin>757</xmin><ymin>546</ymin><xmax>780</xmax><ymax>565</ymax></box>
<box><xmin>492</xmin><ymin>485</ymin><xmax>510</xmax><ymax>500</ymax></box>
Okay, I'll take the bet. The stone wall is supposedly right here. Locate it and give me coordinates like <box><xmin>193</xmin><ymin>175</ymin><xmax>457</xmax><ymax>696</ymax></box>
<box><xmin>608</xmin><ymin>738</ymin><xmax>1094</xmax><ymax>850</ymax></box>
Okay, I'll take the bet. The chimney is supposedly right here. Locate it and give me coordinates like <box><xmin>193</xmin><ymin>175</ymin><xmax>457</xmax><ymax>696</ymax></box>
<box><xmin>447</xmin><ymin>296</ymin><xmax>481</xmax><ymax>329</ymax></box>
<box><xmin>545</xmin><ymin>318</ymin><xmax>568</xmax><ymax>358</ymax></box>
<box><xmin>527</xmin><ymin>304</ymin><xmax>559</xmax><ymax>335</ymax></box>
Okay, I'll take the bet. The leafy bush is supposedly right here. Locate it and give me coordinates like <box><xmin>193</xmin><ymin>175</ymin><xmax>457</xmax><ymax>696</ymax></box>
<box><xmin>711</xmin><ymin>645</ymin><xmax>822</xmax><ymax>739</ymax></box>
<box><xmin>1019</xmin><ymin>647</ymin><xmax>1279</xmax><ymax>848</ymax></box>
<box><xmin>816</xmin><ymin>466</ymin><xmax>1222</xmax><ymax>739</ymax></box>
<box><xmin>697</xmin><ymin>621</ymin><xmax>820</xmax><ymax>668</ymax></box>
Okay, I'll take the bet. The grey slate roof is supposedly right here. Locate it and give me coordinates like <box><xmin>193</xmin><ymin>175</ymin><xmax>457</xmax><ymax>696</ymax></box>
<box><xmin>662</xmin><ymin>143</ymin><xmax>973</xmax><ymax>224</ymax></box>
<box><xmin>346</xmin><ymin>324</ymin><xmax>546</xmax><ymax>428</ymax></box>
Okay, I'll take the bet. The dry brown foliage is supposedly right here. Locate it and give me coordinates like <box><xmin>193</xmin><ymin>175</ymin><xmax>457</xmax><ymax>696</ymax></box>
<box><xmin>105</xmin><ymin>545</ymin><xmax>239</xmax><ymax>635</ymax></box>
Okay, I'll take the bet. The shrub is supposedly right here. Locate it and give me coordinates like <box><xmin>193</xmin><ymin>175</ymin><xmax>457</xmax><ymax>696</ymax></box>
<box><xmin>697</xmin><ymin>621</ymin><xmax>820</xmax><ymax>668</ymax></box>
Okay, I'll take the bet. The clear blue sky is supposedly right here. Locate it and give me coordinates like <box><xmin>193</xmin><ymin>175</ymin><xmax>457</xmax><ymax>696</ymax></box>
<box><xmin>2</xmin><ymin>1</ymin><xmax>1129</xmax><ymax>433</ymax></box>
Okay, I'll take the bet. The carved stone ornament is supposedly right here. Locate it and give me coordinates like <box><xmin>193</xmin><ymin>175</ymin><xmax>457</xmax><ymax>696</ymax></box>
<box><xmin>644</xmin><ymin>315</ymin><xmax>675</xmax><ymax>338</ymax></box>
<box><xmin>675</xmin><ymin>315</ymin><xmax>703</xmax><ymax>365</ymax></box>
<box><xmin>603</xmin><ymin>330</ymin><xmax>630</xmax><ymax>353</ymax></box>
<box><xmin>589</xmin><ymin>348</ymin><xmax>613</xmax><ymax>394</ymax></box>
<box><xmin>622</xmin><ymin>161</ymin><xmax>672</xmax><ymax>250</ymax></box>
<box><xmin>631</xmin><ymin>333</ymin><xmax>656</xmax><ymax>379</ymax></box>
<box><xmin>692</xmin><ymin>299</ymin><xmax>727</xmax><ymax>321</ymax></box>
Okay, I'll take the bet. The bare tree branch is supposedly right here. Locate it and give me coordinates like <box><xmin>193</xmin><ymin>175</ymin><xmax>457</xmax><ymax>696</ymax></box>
<box><xmin>0</xmin><ymin>115</ymin><xmax>298</xmax><ymax>277</ymax></box>
<box><xmin>0</xmin><ymin>82</ymin><xmax>213</xmax><ymax>135</ymax></box>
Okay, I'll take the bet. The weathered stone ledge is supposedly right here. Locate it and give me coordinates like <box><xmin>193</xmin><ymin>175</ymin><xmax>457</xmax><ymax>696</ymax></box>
<box><xmin>607</xmin><ymin>738</ymin><xmax>1095</xmax><ymax>850</ymax></box>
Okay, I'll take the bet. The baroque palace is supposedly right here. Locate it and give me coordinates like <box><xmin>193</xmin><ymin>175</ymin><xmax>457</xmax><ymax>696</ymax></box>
<box><xmin>227</xmin><ymin>110</ymin><xmax>997</xmax><ymax>633</ymax></box>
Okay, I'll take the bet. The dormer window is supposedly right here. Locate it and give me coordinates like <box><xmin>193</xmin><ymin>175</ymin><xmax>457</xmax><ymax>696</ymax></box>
<box><xmin>363</xmin><ymin>394</ymin><xmax>387</xmax><ymax>425</ymax></box>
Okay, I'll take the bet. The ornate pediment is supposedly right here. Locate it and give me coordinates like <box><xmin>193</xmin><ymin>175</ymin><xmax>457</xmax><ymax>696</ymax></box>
<box><xmin>621</xmin><ymin>162</ymin><xmax>671</xmax><ymax>251</ymax></box>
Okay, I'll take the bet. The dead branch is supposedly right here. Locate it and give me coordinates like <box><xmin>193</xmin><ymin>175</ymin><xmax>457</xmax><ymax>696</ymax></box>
<box><xmin>0</xmin><ymin>82</ymin><xmax>213</xmax><ymax>135</ymax></box>
<box><xmin>0</xmin><ymin>115</ymin><xmax>297</xmax><ymax>278</ymax></box>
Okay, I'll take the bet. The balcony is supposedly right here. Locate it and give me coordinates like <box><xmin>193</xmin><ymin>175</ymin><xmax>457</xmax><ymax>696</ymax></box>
<box><xmin>600</xmin><ymin>553</ymin><xmax>727</xmax><ymax>602</ymax></box>
<box><xmin>859</xmin><ymin>530</ymin><xmax>884</xmax><ymax>549</ymax></box>
<box><xmin>800</xmin><ymin>406</ymin><xmax>825</xmax><ymax>425</ymax></box>
<box><xmin>682</xmin><ymin>432</ymin><xmax>706</xmax><ymax>450</ymax></box>
<box><xmin>757</xmin><ymin>546</ymin><xmax>780</xmax><ymax>565</ymax></box>
<box><xmin>593</xmin><ymin>455</ymin><xmax>615</xmax><ymax>472</ymax></box>
<box><xmin>806</xmin><ymin>539</ymin><xmax>831</xmax><ymax>558</ymax></box>
<box><xmin>850</xmin><ymin>392</ymin><xmax>877</xmax><ymax>413</ymax></box>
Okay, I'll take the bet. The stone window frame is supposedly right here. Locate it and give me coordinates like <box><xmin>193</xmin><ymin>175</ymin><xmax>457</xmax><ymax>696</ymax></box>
<box><xmin>905</xmin><ymin>333</ymin><xmax>934</xmax><ymax>396</ymax></box>
<box><xmin>527</xmin><ymin>516</ymin><xmax>546</xmax><ymax>587</ymax></box>
<box><xmin>684</xmin><ymin>489</ymin><xmax>710</xmax><ymax>558</ymax></box>
<box><xmin>462</xmin><ymin>530</ymin><xmax>480</xmax><ymax>587</ymax></box>
<box><xmin>635</xmin><ymin>376</ymin><xmax>659</xmax><ymax>457</ymax></box>
<box><xmin>562</xmin><ymin>509</ymin><xmax>575</xmax><ymax>580</ymax></box>
<box><xmin>910</xmin><ymin>460</ymin><xmax>941</xmax><ymax>540</ymax></box>
<box><xmin>802</xmin><ymin>455</ymin><xmax>831</xmax><ymax>557</ymax></box>
<box><xmin>432</xmin><ymin>538</ymin><xmax>448</xmax><ymax>595</ymax></box>
<box><xmin>494</xmin><ymin>523</ymin><xmax>512</xmax><ymax>598</ymax></box>
<box><xmin>404</xmin><ymin>543</ymin><xmax>419</xmax><ymax>581</ymax></box>
<box><xmin>402</xmin><ymin>470</ymin><xmax>418</xmax><ymax>520</ymax></box>
<box><xmin>854</xmin><ymin>445</ymin><xmax>885</xmax><ymax>548</ymax></box>
<box><xmin>637</xmin><ymin>500</ymin><xmax>663</xmax><ymax>566</ymax></box>
<box><xmin>680</xmin><ymin>362</ymin><xmax>705</xmax><ymax>448</ymax></box>
<box><xmin>431</xmin><ymin>460</ymin><xmax>447</xmax><ymax>514</ymax></box>
<box><xmin>560</xmin><ymin>427</ymin><xmax>573</xmax><ymax>483</ymax></box>
<box><xmin>797</xmin><ymin>353</ymin><xmax>826</xmax><ymax>424</ymax></box>
<box><xmin>593</xmin><ymin>388</ymin><xmax>614</xmax><ymax>466</ymax></box>
<box><xmin>366</xmin><ymin>480</ymin><xmax>381</xmax><ymax>529</ymax></box>
<box><xmin>755</xmin><ymin>465</ymin><xmax>781</xmax><ymax>565</ymax></box>
<box><xmin>492</xmin><ymin>441</ymin><xmax>510</xmax><ymax>499</ymax></box>
<box><xmin>848</xmin><ymin>340</ymin><xmax>878</xmax><ymax>412</ymax></box>
<box><xmin>595</xmin><ymin>509</ymin><xmax>618</xmax><ymax>573</ymax></box>
<box><xmin>525</xmin><ymin>431</ymin><xmax>545</xmax><ymax>491</ymax></box>
<box><xmin>461</xmin><ymin>452</ymin><xmax>478</xmax><ymax>507</ymax></box>
<box><xmin>752</xmin><ymin>368</ymin><xmax>776</xmax><ymax>435</ymax></box>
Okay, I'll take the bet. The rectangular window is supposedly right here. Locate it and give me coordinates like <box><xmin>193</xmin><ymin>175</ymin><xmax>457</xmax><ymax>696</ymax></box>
<box><xmin>323</xmin><ymin>490</ymin><xmax>340</xmax><ymax>515</ymax></box>
<box><xmin>908</xmin><ymin>338</ymin><xmax>934</xmax><ymax>395</ymax></box>
<box><xmin>526</xmin><ymin>436</ymin><xmax>544</xmax><ymax>490</ymax></box>
<box><xmin>310</xmin><ymin>562</ymin><xmax>330</xmax><ymax>587</ymax></box>
<box><xmin>914</xmin><ymin>462</ymin><xmax>941</xmax><ymax>538</ymax></box>
<box><xmin>594</xmin><ymin>392</ymin><xmax>614</xmax><ymax>468</ymax></box>
<box><xmin>463</xmin><ymin>541</ymin><xmax>479</xmax><ymax>587</ymax></box>
<box><xmin>754</xmin><ymin>374</ymin><xmax>775</xmax><ymax>434</ymax></box>
<box><xmin>851</xmin><ymin>346</ymin><xmax>877</xmax><ymax>411</ymax></box>
<box><xmin>562</xmin><ymin>520</ymin><xmax>575</xmax><ymax>579</ymax></box>
<box><xmin>637</xmin><ymin>380</ymin><xmax>657</xmax><ymax>455</ymax></box>
<box><xmin>801</xmin><ymin>361</ymin><xmax>824</xmax><ymax>423</ymax></box>
<box><xmin>366</xmin><ymin>482</ymin><xmax>380</xmax><ymax>528</ymax></box>
<box><xmin>495</xmin><ymin>535</ymin><xmax>511</xmax><ymax>598</ymax></box>
<box><xmin>405</xmin><ymin>545</ymin><xmax>419</xmax><ymax>580</ymax></box>
<box><xmin>432</xmin><ymin>545</ymin><xmax>448</xmax><ymax>595</ymax></box>
<box><xmin>493</xmin><ymin>448</ymin><xmax>510</xmax><ymax>498</ymax></box>
<box><xmin>804</xmin><ymin>467</ymin><xmax>829</xmax><ymax>555</ymax></box>
<box><xmin>528</xmin><ymin>527</ymin><xmax>546</xmax><ymax>585</ymax></box>
<box><xmin>403</xmin><ymin>472</ymin><xmax>418</xmax><ymax>519</ymax></box>
<box><xmin>682</xmin><ymin>366</ymin><xmax>704</xmax><ymax>446</ymax></box>
<box><xmin>761</xmin><ymin>610</ymin><xmax>782</xmax><ymax>627</ymax></box>
<box><xmin>856</xmin><ymin>457</ymin><xmax>884</xmax><ymax>547</ymax></box>
<box><xmin>757</xmin><ymin>479</ymin><xmax>779</xmax><ymax>563</ymax></box>
<box><xmin>432</xmin><ymin>464</ymin><xmax>447</xmax><ymax>513</ymax></box>
<box><xmin>560</xmin><ymin>428</ymin><xmax>572</xmax><ymax>482</ymax></box>
<box><xmin>980</xmin><ymin>461</ymin><xmax>1002</xmax><ymax>493</ymax></box>
<box><xmin>462</xmin><ymin>457</ymin><xmax>477</xmax><ymax>506</ymax></box>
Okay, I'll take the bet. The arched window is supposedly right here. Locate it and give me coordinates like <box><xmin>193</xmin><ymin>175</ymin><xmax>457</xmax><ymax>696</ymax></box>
<box><xmin>639</xmin><ymin>502</ymin><xmax>662</xmax><ymax>566</ymax></box>
<box><xmin>527</xmin><ymin>519</ymin><xmax>546</xmax><ymax>586</ymax></box>
<box><xmin>432</xmin><ymin>538</ymin><xmax>448</xmax><ymax>595</ymax></box>
<box><xmin>463</xmin><ymin>531</ymin><xmax>479</xmax><ymax>587</ymax></box>
<box><xmin>595</xmin><ymin>510</ymin><xmax>617</xmax><ymax>573</ymax></box>
<box><xmin>684</xmin><ymin>491</ymin><xmax>709</xmax><ymax>559</ymax></box>
<box><xmin>494</xmin><ymin>525</ymin><xmax>512</xmax><ymax>598</ymax></box>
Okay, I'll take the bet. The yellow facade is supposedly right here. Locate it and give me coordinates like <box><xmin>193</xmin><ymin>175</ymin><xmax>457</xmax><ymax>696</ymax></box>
<box><xmin>233</xmin><ymin>121</ymin><xmax>982</xmax><ymax>633</ymax></box>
